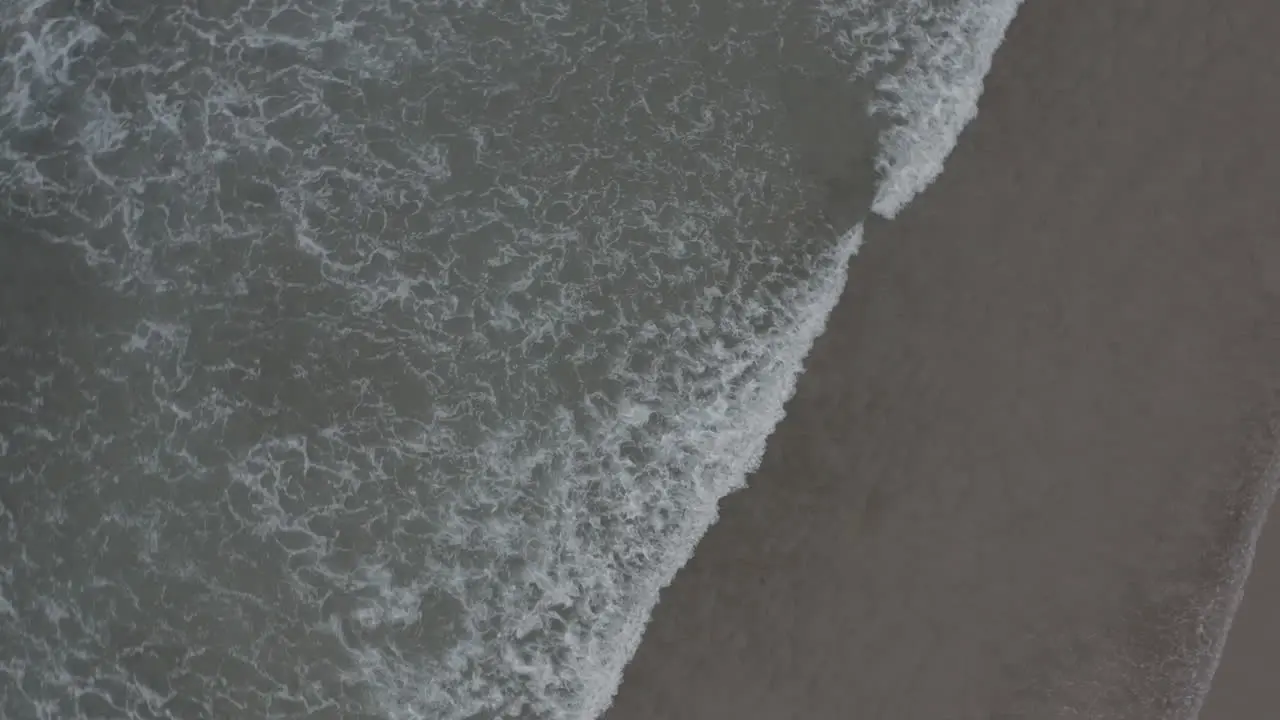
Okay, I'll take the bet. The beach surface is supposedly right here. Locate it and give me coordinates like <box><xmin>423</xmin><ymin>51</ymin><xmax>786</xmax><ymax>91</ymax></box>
<box><xmin>601</xmin><ymin>1</ymin><xmax>1280</xmax><ymax>718</ymax></box>
<box><xmin>1201</xmin><ymin>507</ymin><xmax>1280</xmax><ymax>719</ymax></box>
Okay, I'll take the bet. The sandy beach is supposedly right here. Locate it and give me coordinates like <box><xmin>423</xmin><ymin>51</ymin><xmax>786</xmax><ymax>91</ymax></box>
<box><xmin>601</xmin><ymin>1</ymin><xmax>1280</xmax><ymax>718</ymax></box>
<box><xmin>1201</xmin><ymin>507</ymin><xmax>1280</xmax><ymax>719</ymax></box>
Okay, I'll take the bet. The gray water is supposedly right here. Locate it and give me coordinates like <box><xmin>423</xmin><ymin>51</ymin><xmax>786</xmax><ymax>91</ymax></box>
<box><xmin>0</xmin><ymin>0</ymin><xmax>1020</xmax><ymax>718</ymax></box>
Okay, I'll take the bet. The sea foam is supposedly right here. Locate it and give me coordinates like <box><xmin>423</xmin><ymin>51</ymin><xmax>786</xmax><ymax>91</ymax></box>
<box><xmin>818</xmin><ymin>0</ymin><xmax>1026</xmax><ymax>218</ymax></box>
<box><xmin>0</xmin><ymin>2</ymin><xmax>1028</xmax><ymax>719</ymax></box>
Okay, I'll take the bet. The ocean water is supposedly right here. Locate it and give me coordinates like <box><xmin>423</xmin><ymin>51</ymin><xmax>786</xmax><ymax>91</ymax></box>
<box><xmin>0</xmin><ymin>0</ymin><xmax>1019</xmax><ymax>718</ymax></box>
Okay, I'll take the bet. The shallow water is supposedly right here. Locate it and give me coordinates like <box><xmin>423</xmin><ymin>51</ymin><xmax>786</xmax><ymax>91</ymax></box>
<box><xmin>0</xmin><ymin>0</ymin><xmax>1020</xmax><ymax>717</ymax></box>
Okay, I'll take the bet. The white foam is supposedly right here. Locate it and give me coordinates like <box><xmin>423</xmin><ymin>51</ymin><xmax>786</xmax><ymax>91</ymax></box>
<box><xmin>0</xmin><ymin>14</ymin><xmax>102</xmax><ymax>128</ymax></box>
<box><xmin>819</xmin><ymin>0</ymin><xmax>1026</xmax><ymax>218</ymax></box>
<box><xmin>575</xmin><ymin>225</ymin><xmax>865</xmax><ymax>720</ymax></box>
<box><xmin>559</xmin><ymin>3</ymin><xmax>1035</xmax><ymax>714</ymax></box>
<box><xmin>0</xmin><ymin>0</ymin><xmax>1032</xmax><ymax>717</ymax></box>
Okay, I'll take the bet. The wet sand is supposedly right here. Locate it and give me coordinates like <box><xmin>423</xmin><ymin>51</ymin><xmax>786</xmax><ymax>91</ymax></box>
<box><xmin>1200</xmin><ymin>505</ymin><xmax>1280</xmax><ymax>719</ymax></box>
<box><xmin>602</xmin><ymin>1</ymin><xmax>1280</xmax><ymax>718</ymax></box>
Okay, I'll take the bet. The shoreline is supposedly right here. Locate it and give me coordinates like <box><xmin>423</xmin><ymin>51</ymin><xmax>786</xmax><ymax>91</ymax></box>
<box><xmin>601</xmin><ymin>0</ymin><xmax>1280</xmax><ymax>717</ymax></box>
<box><xmin>1200</xmin><ymin>449</ymin><xmax>1280</xmax><ymax>719</ymax></box>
